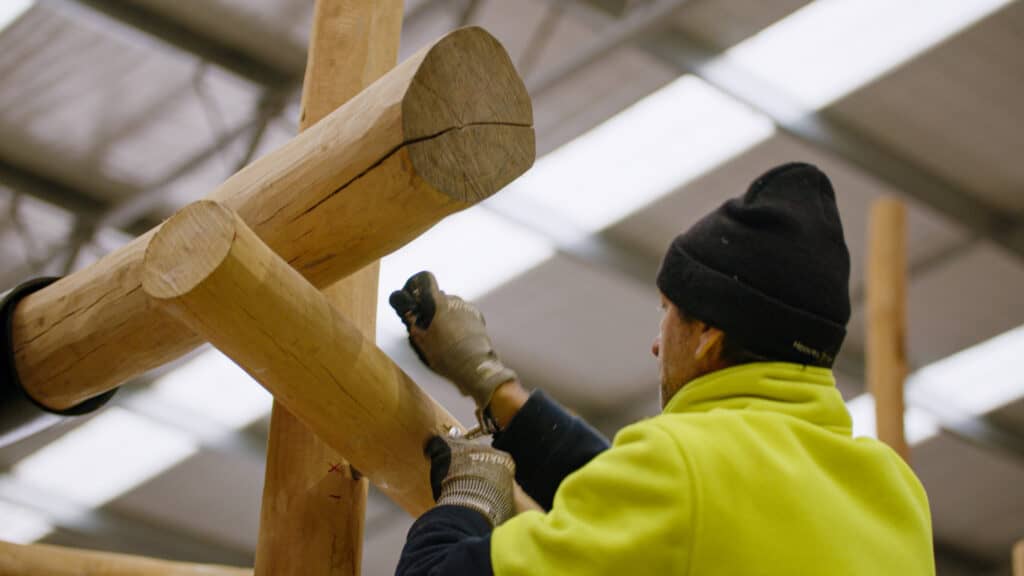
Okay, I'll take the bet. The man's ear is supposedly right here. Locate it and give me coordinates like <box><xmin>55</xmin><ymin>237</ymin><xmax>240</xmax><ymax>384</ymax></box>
<box><xmin>694</xmin><ymin>326</ymin><xmax>725</xmax><ymax>362</ymax></box>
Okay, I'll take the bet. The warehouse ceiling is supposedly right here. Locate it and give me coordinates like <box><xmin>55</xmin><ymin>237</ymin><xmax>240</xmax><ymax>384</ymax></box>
<box><xmin>1</xmin><ymin>1</ymin><xmax>1023</xmax><ymax>574</ymax></box>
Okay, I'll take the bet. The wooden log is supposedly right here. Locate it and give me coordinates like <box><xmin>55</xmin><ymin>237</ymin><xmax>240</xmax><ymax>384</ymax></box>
<box><xmin>12</xmin><ymin>25</ymin><xmax>533</xmax><ymax>411</ymax></box>
<box><xmin>142</xmin><ymin>200</ymin><xmax>537</xmax><ymax>516</ymax></box>
<box><xmin>254</xmin><ymin>1</ymin><xmax>402</xmax><ymax>575</ymax></box>
<box><xmin>1014</xmin><ymin>539</ymin><xmax>1024</xmax><ymax>576</ymax></box>
<box><xmin>0</xmin><ymin>541</ymin><xmax>251</xmax><ymax>576</ymax></box>
<box><xmin>867</xmin><ymin>197</ymin><xmax>910</xmax><ymax>462</ymax></box>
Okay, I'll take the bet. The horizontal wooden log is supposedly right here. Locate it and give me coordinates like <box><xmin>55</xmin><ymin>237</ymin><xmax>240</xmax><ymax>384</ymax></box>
<box><xmin>0</xmin><ymin>541</ymin><xmax>251</xmax><ymax>576</ymax></box>
<box><xmin>12</xmin><ymin>26</ymin><xmax>533</xmax><ymax>411</ymax></box>
<box><xmin>142</xmin><ymin>200</ymin><xmax>538</xmax><ymax>515</ymax></box>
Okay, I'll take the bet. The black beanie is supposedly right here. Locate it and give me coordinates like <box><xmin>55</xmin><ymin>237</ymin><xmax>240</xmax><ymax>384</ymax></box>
<box><xmin>656</xmin><ymin>162</ymin><xmax>850</xmax><ymax>367</ymax></box>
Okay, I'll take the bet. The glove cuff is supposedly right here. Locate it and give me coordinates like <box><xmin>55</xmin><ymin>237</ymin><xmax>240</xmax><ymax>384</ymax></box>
<box><xmin>472</xmin><ymin>362</ymin><xmax>517</xmax><ymax>409</ymax></box>
<box><xmin>438</xmin><ymin>474</ymin><xmax>514</xmax><ymax>528</ymax></box>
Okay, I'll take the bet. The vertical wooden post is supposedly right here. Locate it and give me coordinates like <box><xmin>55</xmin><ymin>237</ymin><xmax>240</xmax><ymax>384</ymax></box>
<box><xmin>255</xmin><ymin>1</ymin><xmax>404</xmax><ymax>575</ymax></box>
<box><xmin>1013</xmin><ymin>539</ymin><xmax>1024</xmax><ymax>576</ymax></box>
<box><xmin>866</xmin><ymin>197</ymin><xmax>910</xmax><ymax>462</ymax></box>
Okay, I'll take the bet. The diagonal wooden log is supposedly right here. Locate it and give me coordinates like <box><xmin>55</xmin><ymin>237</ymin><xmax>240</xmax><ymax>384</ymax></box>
<box><xmin>254</xmin><ymin>1</ymin><xmax>402</xmax><ymax>575</ymax></box>
<box><xmin>0</xmin><ymin>541</ymin><xmax>252</xmax><ymax>576</ymax></box>
<box><xmin>11</xmin><ymin>26</ymin><xmax>533</xmax><ymax>412</ymax></box>
<box><xmin>141</xmin><ymin>200</ymin><xmax>539</xmax><ymax>516</ymax></box>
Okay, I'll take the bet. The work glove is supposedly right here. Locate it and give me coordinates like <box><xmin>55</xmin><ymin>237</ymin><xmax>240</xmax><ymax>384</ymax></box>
<box><xmin>426</xmin><ymin>435</ymin><xmax>515</xmax><ymax>528</ymax></box>
<box><xmin>389</xmin><ymin>271</ymin><xmax>517</xmax><ymax>427</ymax></box>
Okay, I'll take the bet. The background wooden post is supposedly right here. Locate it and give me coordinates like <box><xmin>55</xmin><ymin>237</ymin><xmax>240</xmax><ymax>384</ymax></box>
<box><xmin>255</xmin><ymin>1</ymin><xmax>404</xmax><ymax>575</ymax></box>
<box><xmin>867</xmin><ymin>197</ymin><xmax>910</xmax><ymax>462</ymax></box>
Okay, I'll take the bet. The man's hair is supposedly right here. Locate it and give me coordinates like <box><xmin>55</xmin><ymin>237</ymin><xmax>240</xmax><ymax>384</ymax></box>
<box><xmin>676</xmin><ymin>308</ymin><xmax>768</xmax><ymax>368</ymax></box>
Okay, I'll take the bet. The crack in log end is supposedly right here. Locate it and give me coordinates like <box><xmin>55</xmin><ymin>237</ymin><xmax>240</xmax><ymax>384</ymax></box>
<box><xmin>409</xmin><ymin>123</ymin><xmax>535</xmax><ymax>204</ymax></box>
<box><xmin>406</xmin><ymin>27</ymin><xmax>534</xmax><ymax>139</ymax></box>
<box><xmin>287</xmin><ymin>120</ymin><xmax>532</xmax><ymax>226</ymax></box>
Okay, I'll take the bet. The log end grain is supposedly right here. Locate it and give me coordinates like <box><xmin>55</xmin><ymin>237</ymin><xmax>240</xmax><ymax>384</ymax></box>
<box><xmin>408</xmin><ymin>123</ymin><xmax>535</xmax><ymax>204</ymax></box>
<box><xmin>403</xmin><ymin>26</ymin><xmax>535</xmax><ymax>204</ymax></box>
<box><xmin>142</xmin><ymin>201</ymin><xmax>237</xmax><ymax>301</ymax></box>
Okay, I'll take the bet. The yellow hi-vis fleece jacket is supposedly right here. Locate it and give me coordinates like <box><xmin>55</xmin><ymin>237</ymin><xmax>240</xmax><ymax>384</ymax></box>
<box><xmin>491</xmin><ymin>362</ymin><xmax>935</xmax><ymax>575</ymax></box>
<box><xmin>396</xmin><ymin>362</ymin><xmax>935</xmax><ymax>575</ymax></box>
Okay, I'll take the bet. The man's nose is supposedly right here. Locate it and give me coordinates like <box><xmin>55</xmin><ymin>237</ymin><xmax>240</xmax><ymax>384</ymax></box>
<box><xmin>651</xmin><ymin>337</ymin><xmax>660</xmax><ymax>358</ymax></box>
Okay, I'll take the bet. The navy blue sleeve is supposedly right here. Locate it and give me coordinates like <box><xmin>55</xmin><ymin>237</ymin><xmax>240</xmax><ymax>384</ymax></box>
<box><xmin>396</xmin><ymin>505</ymin><xmax>494</xmax><ymax>576</ymax></box>
<box><xmin>491</xmin><ymin>390</ymin><xmax>610</xmax><ymax>510</ymax></box>
<box><xmin>396</xmin><ymin>390</ymin><xmax>609</xmax><ymax>574</ymax></box>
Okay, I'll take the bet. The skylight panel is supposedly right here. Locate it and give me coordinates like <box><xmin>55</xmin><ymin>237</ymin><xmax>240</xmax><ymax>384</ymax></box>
<box><xmin>376</xmin><ymin>208</ymin><xmax>555</xmax><ymax>343</ymax></box>
<box><xmin>907</xmin><ymin>324</ymin><xmax>1024</xmax><ymax>417</ymax></box>
<box><xmin>502</xmin><ymin>75</ymin><xmax>774</xmax><ymax>234</ymax></box>
<box><xmin>846</xmin><ymin>393</ymin><xmax>940</xmax><ymax>445</ymax></box>
<box><xmin>142</xmin><ymin>349</ymin><xmax>274</xmax><ymax>429</ymax></box>
<box><xmin>725</xmin><ymin>0</ymin><xmax>1014</xmax><ymax>110</ymax></box>
<box><xmin>0</xmin><ymin>500</ymin><xmax>52</xmax><ymax>544</ymax></box>
<box><xmin>12</xmin><ymin>407</ymin><xmax>198</xmax><ymax>507</ymax></box>
<box><xmin>0</xmin><ymin>1</ymin><xmax>33</xmax><ymax>32</ymax></box>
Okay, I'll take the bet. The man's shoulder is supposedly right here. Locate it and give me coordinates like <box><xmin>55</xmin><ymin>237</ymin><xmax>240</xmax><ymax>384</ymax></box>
<box><xmin>615</xmin><ymin>409</ymin><xmax>786</xmax><ymax>462</ymax></box>
<box><xmin>610</xmin><ymin>413</ymin><xmax>705</xmax><ymax>459</ymax></box>
<box><xmin>619</xmin><ymin>410</ymin><xmax>734</xmax><ymax>441</ymax></box>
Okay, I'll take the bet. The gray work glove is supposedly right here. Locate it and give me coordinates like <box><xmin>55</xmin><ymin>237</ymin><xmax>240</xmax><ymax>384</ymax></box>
<box><xmin>389</xmin><ymin>271</ymin><xmax>517</xmax><ymax>418</ymax></box>
<box><xmin>426</xmin><ymin>435</ymin><xmax>515</xmax><ymax>528</ymax></box>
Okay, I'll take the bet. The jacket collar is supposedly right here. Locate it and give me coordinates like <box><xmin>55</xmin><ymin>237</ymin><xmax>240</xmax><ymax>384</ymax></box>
<box><xmin>662</xmin><ymin>362</ymin><xmax>852</xmax><ymax>436</ymax></box>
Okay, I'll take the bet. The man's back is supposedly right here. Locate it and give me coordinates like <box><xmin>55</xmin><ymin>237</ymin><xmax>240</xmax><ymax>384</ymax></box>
<box><xmin>491</xmin><ymin>363</ymin><xmax>934</xmax><ymax>575</ymax></box>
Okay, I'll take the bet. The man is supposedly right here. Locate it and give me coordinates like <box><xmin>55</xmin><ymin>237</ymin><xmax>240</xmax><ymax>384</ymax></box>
<box><xmin>390</xmin><ymin>163</ymin><xmax>935</xmax><ymax>575</ymax></box>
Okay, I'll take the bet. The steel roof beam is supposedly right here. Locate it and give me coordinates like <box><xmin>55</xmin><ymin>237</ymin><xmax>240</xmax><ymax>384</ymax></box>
<box><xmin>0</xmin><ymin>159</ymin><xmax>107</xmax><ymax>218</ymax></box>
<box><xmin>525</xmin><ymin>0</ymin><xmax>693</xmax><ymax>97</ymax></box>
<box><xmin>50</xmin><ymin>0</ymin><xmax>299</xmax><ymax>88</ymax></box>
